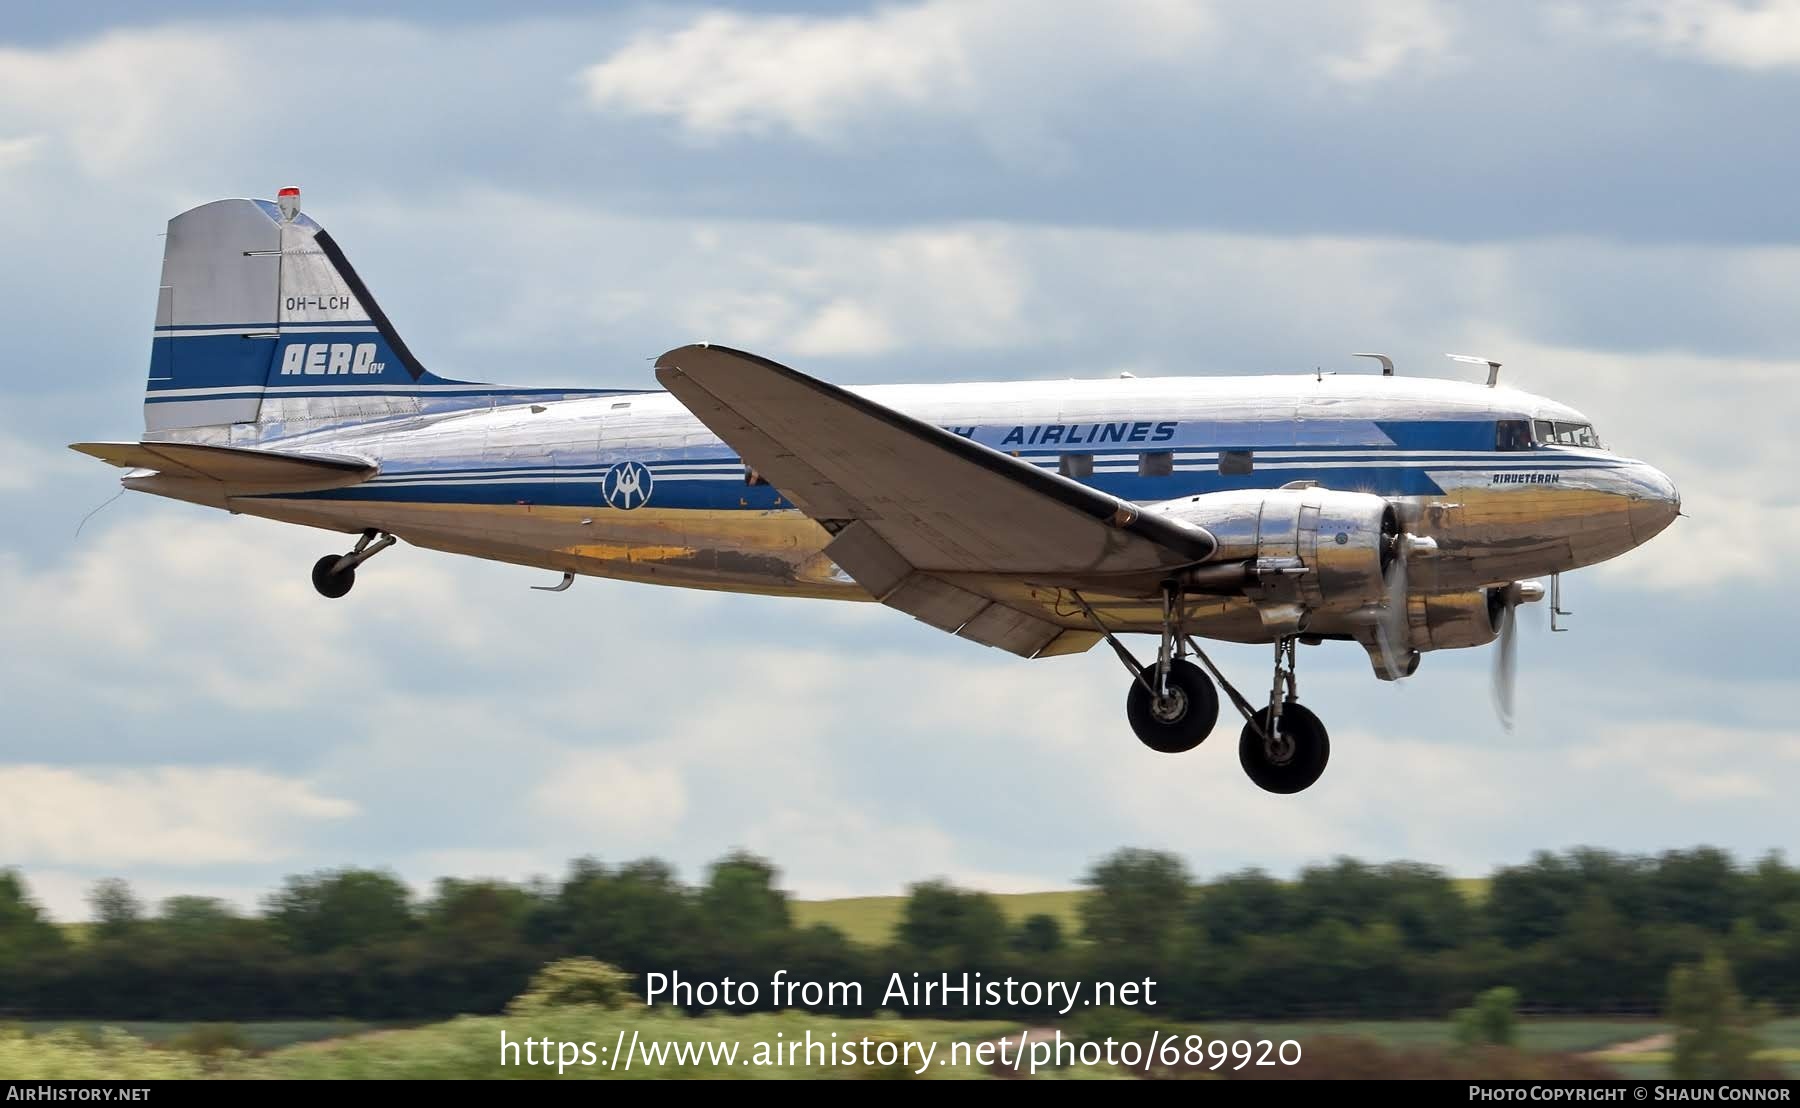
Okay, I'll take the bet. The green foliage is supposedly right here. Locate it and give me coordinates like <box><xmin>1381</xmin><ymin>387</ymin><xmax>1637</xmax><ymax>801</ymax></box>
<box><xmin>1251</xmin><ymin>1034</ymin><xmax>1615</xmax><ymax>1080</ymax></box>
<box><xmin>0</xmin><ymin>868</ymin><xmax>65</xmax><ymax>967</ymax></box>
<box><xmin>264</xmin><ymin>868</ymin><xmax>416</xmax><ymax>954</ymax></box>
<box><xmin>1453</xmin><ymin>987</ymin><xmax>1519</xmax><ymax>1047</ymax></box>
<box><xmin>1667</xmin><ymin>950</ymin><xmax>1767</xmax><ymax>1078</ymax></box>
<box><xmin>1080</xmin><ymin>849</ymin><xmax>1190</xmax><ymax>965</ymax></box>
<box><xmin>1012</xmin><ymin>913</ymin><xmax>1064</xmax><ymax>955</ymax></box>
<box><xmin>506</xmin><ymin>958</ymin><xmax>637</xmax><ymax>1014</ymax></box>
<box><xmin>793</xmin><ymin>890</ymin><xmax>1087</xmax><ymax>947</ymax></box>
<box><xmin>1</xmin><ymin>846</ymin><xmax>1800</xmax><ymax>1026</ymax></box>
<box><xmin>87</xmin><ymin>879</ymin><xmax>143</xmax><ymax>943</ymax></box>
<box><xmin>0</xmin><ymin>1026</ymin><xmax>207</xmax><ymax>1079</ymax></box>
<box><xmin>425</xmin><ymin>879</ymin><xmax>538</xmax><ymax>952</ymax></box>
<box><xmin>155</xmin><ymin>896</ymin><xmax>242</xmax><ymax>946</ymax></box>
<box><xmin>544</xmin><ymin>858</ymin><xmax>697</xmax><ymax>969</ymax></box>
<box><xmin>165</xmin><ymin>1022</ymin><xmax>251</xmax><ymax>1056</ymax></box>
<box><xmin>897</xmin><ymin>880</ymin><xmax>1009</xmax><ymax>968</ymax></box>
<box><xmin>1065</xmin><ymin>1004</ymin><xmax>1171</xmax><ymax>1044</ymax></box>
<box><xmin>698</xmin><ymin>851</ymin><xmax>791</xmax><ymax>940</ymax></box>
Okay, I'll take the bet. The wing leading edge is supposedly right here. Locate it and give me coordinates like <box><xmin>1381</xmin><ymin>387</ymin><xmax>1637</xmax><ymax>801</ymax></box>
<box><xmin>653</xmin><ymin>344</ymin><xmax>1216</xmax><ymax>657</ymax></box>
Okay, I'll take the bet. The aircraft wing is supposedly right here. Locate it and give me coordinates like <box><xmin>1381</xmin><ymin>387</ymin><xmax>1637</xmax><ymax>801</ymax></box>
<box><xmin>654</xmin><ymin>344</ymin><xmax>1216</xmax><ymax>658</ymax></box>
<box><xmin>70</xmin><ymin>441</ymin><xmax>375</xmax><ymax>492</ymax></box>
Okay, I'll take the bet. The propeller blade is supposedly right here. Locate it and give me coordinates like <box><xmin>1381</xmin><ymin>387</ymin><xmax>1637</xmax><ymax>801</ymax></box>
<box><xmin>1492</xmin><ymin>592</ymin><xmax>1518</xmax><ymax>731</ymax></box>
<box><xmin>1373</xmin><ymin>542</ymin><xmax>1410</xmax><ymax>680</ymax></box>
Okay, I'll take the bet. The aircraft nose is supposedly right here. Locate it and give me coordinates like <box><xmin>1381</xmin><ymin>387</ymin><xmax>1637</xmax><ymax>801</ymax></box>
<box><xmin>1627</xmin><ymin>463</ymin><xmax>1680</xmax><ymax>545</ymax></box>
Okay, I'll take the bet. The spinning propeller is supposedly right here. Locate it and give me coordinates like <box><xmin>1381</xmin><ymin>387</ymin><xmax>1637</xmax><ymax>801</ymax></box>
<box><xmin>1370</xmin><ymin>516</ymin><xmax>1434</xmax><ymax>682</ymax></box>
<box><xmin>1488</xmin><ymin>580</ymin><xmax>1545</xmax><ymax>731</ymax></box>
<box><xmin>1367</xmin><ymin>521</ymin><xmax>1543</xmax><ymax>731</ymax></box>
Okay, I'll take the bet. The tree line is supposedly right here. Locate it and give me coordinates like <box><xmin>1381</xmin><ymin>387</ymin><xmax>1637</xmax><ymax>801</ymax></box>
<box><xmin>1</xmin><ymin>846</ymin><xmax>1796</xmax><ymax>1021</ymax></box>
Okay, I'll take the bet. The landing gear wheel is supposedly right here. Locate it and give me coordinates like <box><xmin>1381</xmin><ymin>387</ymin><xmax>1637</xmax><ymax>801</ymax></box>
<box><xmin>311</xmin><ymin>555</ymin><xmax>356</xmax><ymax>599</ymax></box>
<box><xmin>1126</xmin><ymin>658</ymin><xmax>1220</xmax><ymax>754</ymax></box>
<box><xmin>1239</xmin><ymin>702</ymin><xmax>1330</xmax><ymax>794</ymax></box>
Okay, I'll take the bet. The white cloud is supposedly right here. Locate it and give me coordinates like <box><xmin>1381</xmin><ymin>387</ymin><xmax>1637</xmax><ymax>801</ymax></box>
<box><xmin>792</xmin><ymin>298</ymin><xmax>901</xmax><ymax>357</ymax></box>
<box><xmin>0</xmin><ymin>135</ymin><xmax>43</xmax><ymax>171</ymax></box>
<box><xmin>1324</xmin><ymin>0</ymin><xmax>1457</xmax><ymax>83</ymax></box>
<box><xmin>1597</xmin><ymin>0</ymin><xmax>1800</xmax><ymax>69</ymax></box>
<box><xmin>583</xmin><ymin>5</ymin><xmax>982</xmax><ymax>141</ymax></box>
<box><xmin>0</xmin><ymin>512</ymin><xmax>490</xmax><ymax>716</ymax></box>
<box><xmin>0</xmin><ymin>765</ymin><xmax>353</xmax><ymax>866</ymax></box>
<box><xmin>0</xmin><ymin>431</ymin><xmax>87</xmax><ymax>492</ymax></box>
<box><xmin>581</xmin><ymin>1</ymin><xmax>1454</xmax><ymax>150</ymax></box>
<box><xmin>0</xmin><ymin>31</ymin><xmax>252</xmax><ymax>177</ymax></box>
<box><xmin>534</xmin><ymin>749</ymin><xmax>690</xmax><ymax>840</ymax></box>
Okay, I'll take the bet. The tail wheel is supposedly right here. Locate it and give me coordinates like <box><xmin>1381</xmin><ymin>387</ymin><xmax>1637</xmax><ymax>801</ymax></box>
<box><xmin>1238</xmin><ymin>702</ymin><xmax>1330</xmax><ymax>793</ymax></box>
<box><xmin>311</xmin><ymin>555</ymin><xmax>356</xmax><ymax>599</ymax></box>
<box><xmin>1126</xmin><ymin>658</ymin><xmax>1220</xmax><ymax>754</ymax></box>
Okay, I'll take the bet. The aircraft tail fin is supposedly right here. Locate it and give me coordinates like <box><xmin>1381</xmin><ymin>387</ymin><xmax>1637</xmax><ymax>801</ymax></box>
<box><xmin>145</xmin><ymin>191</ymin><xmax>591</xmax><ymax>438</ymax></box>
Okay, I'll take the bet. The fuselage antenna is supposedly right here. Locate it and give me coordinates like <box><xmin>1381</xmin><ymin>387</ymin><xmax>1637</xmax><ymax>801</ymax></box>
<box><xmin>1352</xmin><ymin>352</ymin><xmax>1395</xmax><ymax>376</ymax></box>
<box><xmin>1447</xmin><ymin>353</ymin><xmax>1503</xmax><ymax>387</ymax></box>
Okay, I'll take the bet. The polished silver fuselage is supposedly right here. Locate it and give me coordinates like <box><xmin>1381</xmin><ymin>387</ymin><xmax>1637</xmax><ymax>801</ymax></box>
<box><xmin>134</xmin><ymin>372</ymin><xmax>1679</xmax><ymax>641</ymax></box>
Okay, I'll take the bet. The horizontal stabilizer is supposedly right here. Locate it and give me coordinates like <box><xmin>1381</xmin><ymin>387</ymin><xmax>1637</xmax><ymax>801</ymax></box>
<box><xmin>70</xmin><ymin>441</ymin><xmax>375</xmax><ymax>491</ymax></box>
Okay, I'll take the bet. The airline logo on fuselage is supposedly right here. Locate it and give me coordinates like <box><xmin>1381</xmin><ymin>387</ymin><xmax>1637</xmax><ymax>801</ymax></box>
<box><xmin>1491</xmin><ymin>472</ymin><xmax>1562</xmax><ymax>484</ymax></box>
<box><xmin>278</xmin><ymin>342</ymin><xmax>386</xmax><ymax>376</ymax></box>
<box><xmin>602</xmin><ymin>461</ymin><xmax>654</xmax><ymax>510</ymax></box>
<box><xmin>994</xmin><ymin>421</ymin><xmax>1179</xmax><ymax>447</ymax></box>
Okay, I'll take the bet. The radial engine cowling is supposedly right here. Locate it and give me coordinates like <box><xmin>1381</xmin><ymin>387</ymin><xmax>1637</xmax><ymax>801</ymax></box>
<box><xmin>1152</xmin><ymin>487</ymin><xmax>1396</xmax><ymax>614</ymax></box>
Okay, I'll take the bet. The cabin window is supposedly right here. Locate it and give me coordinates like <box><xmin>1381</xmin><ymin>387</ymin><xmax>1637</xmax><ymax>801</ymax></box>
<box><xmin>744</xmin><ymin>466</ymin><xmax>767</xmax><ymax>486</ymax></box>
<box><xmin>1059</xmin><ymin>453</ymin><xmax>1094</xmax><ymax>479</ymax></box>
<box><xmin>1219</xmin><ymin>450</ymin><xmax>1254</xmax><ymax>476</ymax></box>
<box><xmin>1139</xmin><ymin>451</ymin><xmax>1174</xmax><ymax>477</ymax></box>
<box><xmin>1495</xmin><ymin>419</ymin><xmax>1532</xmax><ymax>452</ymax></box>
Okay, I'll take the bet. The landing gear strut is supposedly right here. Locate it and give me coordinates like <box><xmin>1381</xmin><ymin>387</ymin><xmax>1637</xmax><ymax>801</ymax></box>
<box><xmin>1077</xmin><ymin>588</ymin><xmax>1332</xmax><ymax>793</ymax></box>
<box><xmin>1080</xmin><ymin>586</ymin><xmax>1219</xmax><ymax>754</ymax></box>
<box><xmin>1235</xmin><ymin>639</ymin><xmax>1330</xmax><ymax>794</ymax></box>
<box><xmin>311</xmin><ymin>529</ymin><xmax>395</xmax><ymax>599</ymax></box>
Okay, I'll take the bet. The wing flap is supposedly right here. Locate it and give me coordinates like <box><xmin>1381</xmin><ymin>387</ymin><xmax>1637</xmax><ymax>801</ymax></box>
<box><xmin>70</xmin><ymin>441</ymin><xmax>375</xmax><ymax>491</ymax></box>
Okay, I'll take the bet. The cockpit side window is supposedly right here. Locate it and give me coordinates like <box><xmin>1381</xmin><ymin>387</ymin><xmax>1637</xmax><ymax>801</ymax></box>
<box><xmin>1495</xmin><ymin>419</ymin><xmax>1532</xmax><ymax>452</ymax></box>
<box><xmin>1541</xmin><ymin>421</ymin><xmax>1602</xmax><ymax>449</ymax></box>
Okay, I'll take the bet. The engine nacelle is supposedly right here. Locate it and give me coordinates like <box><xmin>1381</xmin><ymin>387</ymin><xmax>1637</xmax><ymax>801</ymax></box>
<box><xmin>1405</xmin><ymin>588</ymin><xmax>1504</xmax><ymax>652</ymax></box>
<box><xmin>1153</xmin><ymin>487</ymin><xmax>1396</xmax><ymax>617</ymax></box>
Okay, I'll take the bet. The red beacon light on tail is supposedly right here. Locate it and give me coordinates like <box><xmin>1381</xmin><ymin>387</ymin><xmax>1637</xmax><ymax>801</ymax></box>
<box><xmin>277</xmin><ymin>186</ymin><xmax>301</xmax><ymax>222</ymax></box>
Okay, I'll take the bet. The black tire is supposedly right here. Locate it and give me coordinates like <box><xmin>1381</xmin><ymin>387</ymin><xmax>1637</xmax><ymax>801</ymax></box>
<box><xmin>311</xmin><ymin>554</ymin><xmax>356</xmax><ymax>599</ymax></box>
<box><xmin>1125</xmin><ymin>658</ymin><xmax>1220</xmax><ymax>754</ymax></box>
<box><xmin>1238</xmin><ymin>702</ymin><xmax>1330</xmax><ymax>794</ymax></box>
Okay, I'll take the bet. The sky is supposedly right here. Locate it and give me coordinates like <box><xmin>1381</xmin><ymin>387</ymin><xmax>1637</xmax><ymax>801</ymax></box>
<box><xmin>1</xmin><ymin>0</ymin><xmax>1797</xmax><ymax>920</ymax></box>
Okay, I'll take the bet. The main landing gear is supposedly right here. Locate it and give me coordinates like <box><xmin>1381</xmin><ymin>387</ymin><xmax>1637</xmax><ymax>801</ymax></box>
<box><xmin>311</xmin><ymin>529</ymin><xmax>395</xmax><ymax>599</ymax></box>
<box><xmin>1077</xmin><ymin>587</ymin><xmax>1332</xmax><ymax>794</ymax></box>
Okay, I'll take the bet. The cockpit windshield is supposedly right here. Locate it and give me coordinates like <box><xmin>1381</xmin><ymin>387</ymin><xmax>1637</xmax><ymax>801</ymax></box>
<box><xmin>1533</xmin><ymin>419</ymin><xmax>1602</xmax><ymax>449</ymax></box>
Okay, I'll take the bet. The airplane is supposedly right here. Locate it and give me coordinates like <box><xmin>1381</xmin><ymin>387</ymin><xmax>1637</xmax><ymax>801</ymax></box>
<box><xmin>72</xmin><ymin>191</ymin><xmax>1681</xmax><ymax>794</ymax></box>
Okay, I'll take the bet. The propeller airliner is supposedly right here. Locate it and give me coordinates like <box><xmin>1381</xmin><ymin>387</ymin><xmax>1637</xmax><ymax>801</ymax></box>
<box><xmin>73</xmin><ymin>192</ymin><xmax>1680</xmax><ymax>793</ymax></box>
